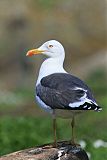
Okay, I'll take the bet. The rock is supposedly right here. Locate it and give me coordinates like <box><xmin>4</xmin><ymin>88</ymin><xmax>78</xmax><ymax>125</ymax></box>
<box><xmin>0</xmin><ymin>141</ymin><xmax>89</xmax><ymax>160</ymax></box>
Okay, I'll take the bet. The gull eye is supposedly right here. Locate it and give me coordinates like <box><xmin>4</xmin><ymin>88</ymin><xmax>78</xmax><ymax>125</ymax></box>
<box><xmin>49</xmin><ymin>45</ymin><xmax>53</xmax><ymax>48</ymax></box>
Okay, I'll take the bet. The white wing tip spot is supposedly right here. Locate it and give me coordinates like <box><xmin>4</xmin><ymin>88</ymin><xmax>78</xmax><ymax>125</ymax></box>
<box><xmin>94</xmin><ymin>107</ymin><xmax>102</xmax><ymax>111</ymax></box>
<box><xmin>98</xmin><ymin>108</ymin><xmax>102</xmax><ymax>111</ymax></box>
<box><xmin>83</xmin><ymin>105</ymin><xmax>87</xmax><ymax>108</ymax></box>
<box><xmin>94</xmin><ymin>107</ymin><xmax>98</xmax><ymax>111</ymax></box>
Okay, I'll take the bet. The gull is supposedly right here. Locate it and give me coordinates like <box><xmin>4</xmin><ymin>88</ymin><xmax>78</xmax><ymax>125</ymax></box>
<box><xmin>26</xmin><ymin>40</ymin><xmax>102</xmax><ymax>147</ymax></box>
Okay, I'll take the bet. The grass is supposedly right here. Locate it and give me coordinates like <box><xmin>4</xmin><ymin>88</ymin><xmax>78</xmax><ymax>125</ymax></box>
<box><xmin>0</xmin><ymin>113</ymin><xmax>107</xmax><ymax>159</ymax></box>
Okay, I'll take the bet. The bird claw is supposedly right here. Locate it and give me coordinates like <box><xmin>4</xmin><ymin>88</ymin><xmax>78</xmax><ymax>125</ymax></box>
<box><xmin>53</xmin><ymin>142</ymin><xmax>57</xmax><ymax>148</ymax></box>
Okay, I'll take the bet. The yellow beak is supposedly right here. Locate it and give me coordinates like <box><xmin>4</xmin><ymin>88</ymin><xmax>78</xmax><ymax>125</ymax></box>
<box><xmin>26</xmin><ymin>49</ymin><xmax>45</xmax><ymax>57</ymax></box>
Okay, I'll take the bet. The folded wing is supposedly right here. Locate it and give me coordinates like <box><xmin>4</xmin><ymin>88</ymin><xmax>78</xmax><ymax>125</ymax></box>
<box><xmin>36</xmin><ymin>73</ymin><xmax>102</xmax><ymax>111</ymax></box>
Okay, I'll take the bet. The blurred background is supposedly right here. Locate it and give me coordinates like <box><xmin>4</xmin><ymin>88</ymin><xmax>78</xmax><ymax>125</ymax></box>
<box><xmin>0</xmin><ymin>0</ymin><xmax>107</xmax><ymax>159</ymax></box>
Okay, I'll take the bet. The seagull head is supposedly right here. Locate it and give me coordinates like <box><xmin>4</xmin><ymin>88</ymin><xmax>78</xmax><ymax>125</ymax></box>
<box><xmin>26</xmin><ymin>40</ymin><xmax>65</xmax><ymax>58</ymax></box>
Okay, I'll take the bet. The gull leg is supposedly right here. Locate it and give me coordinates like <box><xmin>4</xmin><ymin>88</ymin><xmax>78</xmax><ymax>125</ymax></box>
<box><xmin>71</xmin><ymin>115</ymin><xmax>75</xmax><ymax>144</ymax></box>
<box><xmin>53</xmin><ymin>118</ymin><xmax>57</xmax><ymax>147</ymax></box>
<box><xmin>52</xmin><ymin>110</ymin><xmax>57</xmax><ymax>147</ymax></box>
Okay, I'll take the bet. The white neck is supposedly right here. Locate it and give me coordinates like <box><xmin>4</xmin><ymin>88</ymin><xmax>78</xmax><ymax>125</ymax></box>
<box><xmin>36</xmin><ymin>56</ymin><xmax>66</xmax><ymax>85</ymax></box>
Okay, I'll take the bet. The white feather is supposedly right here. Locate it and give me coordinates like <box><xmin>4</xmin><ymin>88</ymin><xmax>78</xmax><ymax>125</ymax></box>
<box><xmin>69</xmin><ymin>97</ymin><xmax>93</xmax><ymax>108</ymax></box>
<box><xmin>73</xmin><ymin>87</ymin><xmax>87</xmax><ymax>92</ymax></box>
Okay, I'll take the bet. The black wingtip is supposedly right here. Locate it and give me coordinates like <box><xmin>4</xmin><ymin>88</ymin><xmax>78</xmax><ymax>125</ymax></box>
<box><xmin>94</xmin><ymin>106</ymin><xmax>102</xmax><ymax>112</ymax></box>
<box><xmin>79</xmin><ymin>103</ymin><xmax>103</xmax><ymax>111</ymax></box>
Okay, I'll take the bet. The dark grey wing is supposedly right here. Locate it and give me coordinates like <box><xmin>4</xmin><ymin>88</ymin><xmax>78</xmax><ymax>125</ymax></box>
<box><xmin>36</xmin><ymin>73</ymin><xmax>102</xmax><ymax>111</ymax></box>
